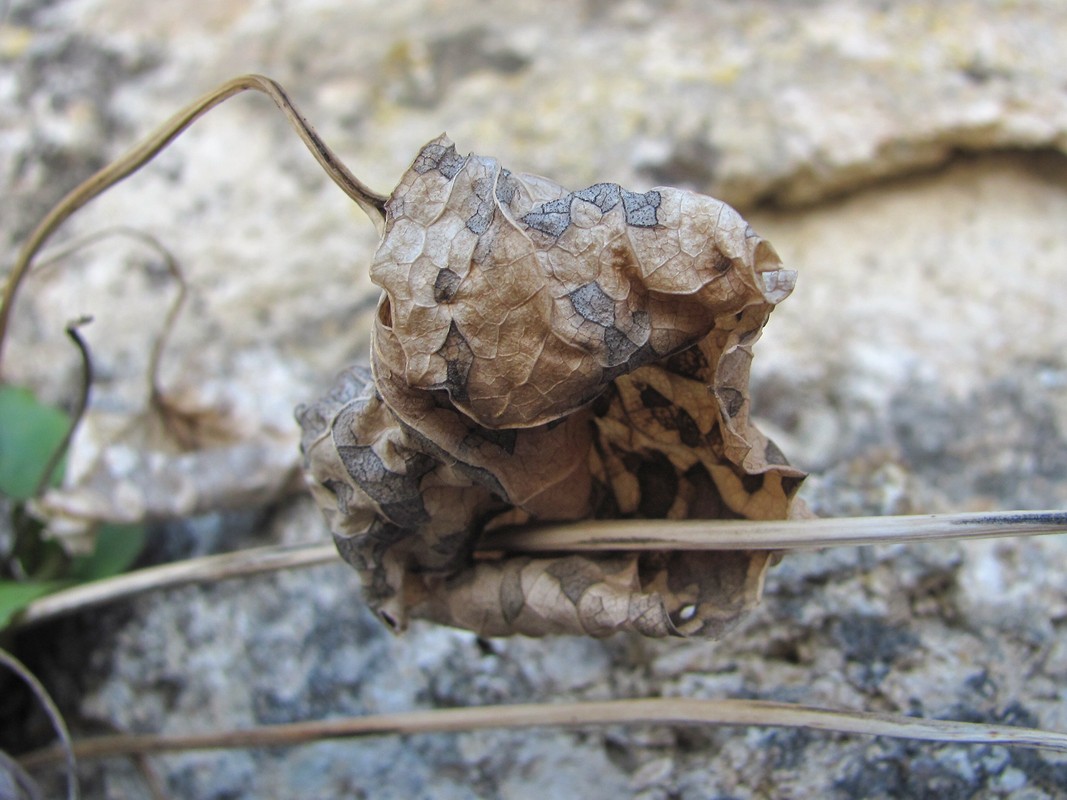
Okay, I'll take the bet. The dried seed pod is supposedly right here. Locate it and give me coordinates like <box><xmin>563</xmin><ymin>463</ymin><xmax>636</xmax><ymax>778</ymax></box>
<box><xmin>298</xmin><ymin>134</ymin><xmax>806</xmax><ymax>637</ymax></box>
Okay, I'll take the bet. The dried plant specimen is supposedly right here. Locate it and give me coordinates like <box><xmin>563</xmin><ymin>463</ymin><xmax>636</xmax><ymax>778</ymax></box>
<box><xmin>298</xmin><ymin>134</ymin><xmax>806</xmax><ymax>638</ymax></box>
<box><xmin>0</xmin><ymin>68</ymin><xmax>803</xmax><ymax>638</ymax></box>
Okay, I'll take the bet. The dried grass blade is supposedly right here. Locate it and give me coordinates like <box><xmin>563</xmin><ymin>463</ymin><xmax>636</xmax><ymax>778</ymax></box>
<box><xmin>18</xmin><ymin>698</ymin><xmax>1067</xmax><ymax>771</ymax></box>
<box><xmin>484</xmin><ymin>510</ymin><xmax>1067</xmax><ymax>552</ymax></box>
<box><xmin>11</xmin><ymin>543</ymin><xmax>337</xmax><ymax>628</ymax></box>
<box><xmin>12</xmin><ymin>511</ymin><xmax>1064</xmax><ymax>628</ymax></box>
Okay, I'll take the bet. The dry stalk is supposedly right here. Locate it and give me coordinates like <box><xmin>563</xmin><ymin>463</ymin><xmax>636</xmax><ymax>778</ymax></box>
<box><xmin>0</xmin><ymin>73</ymin><xmax>386</xmax><ymax>368</ymax></box>
<box><xmin>0</xmin><ymin>648</ymin><xmax>78</xmax><ymax>799</ymax></box>
<box><xmin>484</xmin><ymin>509</ymin><xmax>1067</xmax><ymax>552</ymax></box>
<box><xmin>18</xmin><ymin>697</ymin><xmax>1067</xmax><ymax>772</ymax></box>
<box><xmin>11</xmin><ymin>510</ymin><xmax>1064</xmax><ymax>629</ymax></box>
<box><xmin>12</xmin><ymin>543</ymin><xmax>337</xmax><ymax>628</ymax></box>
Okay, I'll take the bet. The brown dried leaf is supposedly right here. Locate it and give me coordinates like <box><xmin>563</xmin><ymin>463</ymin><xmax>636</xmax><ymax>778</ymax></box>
<box><xmin>299</xmin><ymin>135</ymin><xmax>806</xmax><ymax>637</ymax></box>
<box><xmin>36</xmin><ymin>367</ymin><xmax>303</xmax><ymax>551</ymax></box>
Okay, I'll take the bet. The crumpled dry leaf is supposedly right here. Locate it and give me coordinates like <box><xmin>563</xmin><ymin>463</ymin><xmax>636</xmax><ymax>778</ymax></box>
<box><xmin>34</xmin><ymin>421</ymin><xmax>299</xmax><ymax>552</ymax></box>
<box><xmin>299</xmin><ymin>134</ymin><xmax>806</xmax><ymax>637</ymax></box>
<box><xmin>35</xmin><ymin>354</ymin><xmax>304</xmax><ymax>552</ymax></box>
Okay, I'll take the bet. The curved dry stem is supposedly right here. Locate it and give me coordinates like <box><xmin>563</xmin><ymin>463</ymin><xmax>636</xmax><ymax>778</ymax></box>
<box><xmin>10</xmin><ymin>511</ymin><xmax>1064</xmax><ymax>629</ymax></box>
<box><xmin>0</xmin><ymin>648</ymin><xmax>78</xmax><ymax>799</ymax></box>
<box><xmin>142</xmin><ymin>237</ymin><xmax>188</xmax><ymax>430</ymax></box>
<box><xmin>32</xmin><ymin>319</ymin><xmax>93</xmax><ymax>499</ymax></box>
<box><xmin>27</xmin><ymin>226</ymin><xmax>189</xmax><ymax>416</ymax></box>
<box><xmin>18</xmin><ymin>697</ymin><xmax>1067</xmax><ymax>771</ymax></box>
<box><xmin>26</xmin><ymin>225</ymin><xmax>218</xmax><ymax>450</ymax></box>
<box><xmin>0</xmin><ymin>750</ymin><xmax>45</xmax><ymax>800</ymax></box>
<box><xmin>0</xmin><ymin>73</ymin><xmax>388</xmax><ymax>369</ymax></box>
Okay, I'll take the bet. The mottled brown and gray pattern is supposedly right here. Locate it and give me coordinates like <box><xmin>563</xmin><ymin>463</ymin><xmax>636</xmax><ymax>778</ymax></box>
<box><xmin>298</xmin><ymin>136</ymin><xmax>805</xmax><ymax>637</ymax></box>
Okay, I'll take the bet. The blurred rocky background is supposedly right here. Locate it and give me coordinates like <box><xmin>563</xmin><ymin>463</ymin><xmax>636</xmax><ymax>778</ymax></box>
<box><xmin>2</xmin><ymin>0</ymin><xmax>1066</xmax><ymax>797</ymax></box>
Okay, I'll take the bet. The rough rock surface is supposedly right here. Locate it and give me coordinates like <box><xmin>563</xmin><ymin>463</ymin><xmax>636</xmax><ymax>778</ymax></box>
<box><xmin>2</xmin><ymin>0</ymin><xmax>1066</xmax><ymax>798</ymax></box>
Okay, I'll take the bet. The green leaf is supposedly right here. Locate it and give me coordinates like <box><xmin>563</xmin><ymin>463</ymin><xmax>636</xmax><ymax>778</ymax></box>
<box><xmin>0</xmin><ymin>384</ymin><xmax>70</xmax><ymax>500</ymax></box>
<box><xmin>71</xmin><ymin>523</ymin><xmax>147</xmax><ymax>581</ymax></box>
<box><xmin>0</xmin><ymin>579</ymin><xmax>68</xmax><ymax>630</ymax></box>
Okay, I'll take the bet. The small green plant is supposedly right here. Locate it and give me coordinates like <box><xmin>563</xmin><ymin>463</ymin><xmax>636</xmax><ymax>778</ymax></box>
<box><xmin>0</xmin><ymin>383</ymin><xmax>145</xmax><ymax>629</ymax></box>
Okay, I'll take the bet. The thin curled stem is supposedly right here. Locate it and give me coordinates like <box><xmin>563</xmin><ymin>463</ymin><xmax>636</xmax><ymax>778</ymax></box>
<box><xmin>0</xmin><ymin>73</ymin><xmax>387</xmax><ymax>368</ymax></box>
<box><xmin>1</xmin><ymin>648</ymin><xmax>78</xmax><ymax>799</ymax></box>
<box><xmin>32</xmin><ymin>318</ymin><xmax>93</xmax><ymax>499</ymax></box>
<box><xmin>26</xmin><ymin>227</ymin><xmax>189</xmax><ymax>416</ymax></box>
